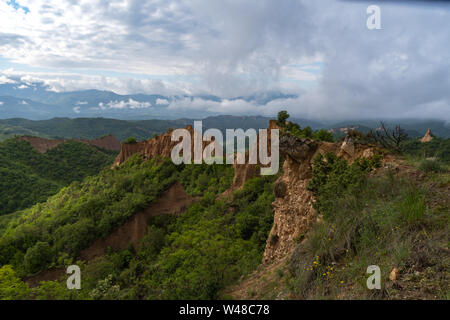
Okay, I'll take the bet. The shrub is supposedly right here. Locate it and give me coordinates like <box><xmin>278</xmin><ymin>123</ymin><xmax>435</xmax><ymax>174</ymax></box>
<box><xmin>124</xmin><ymin>137</ymin><xmax>137</xmax><ymax>144</ymax></box>
<box><xmin>313</xmin><ymin>129</ymin><xmax>334</xmax><ymax>142</ymax></box>
<box><xmin>418</xmin><ymin>159</ymin><xmax>444</xmax><ymax>173</ymax></box>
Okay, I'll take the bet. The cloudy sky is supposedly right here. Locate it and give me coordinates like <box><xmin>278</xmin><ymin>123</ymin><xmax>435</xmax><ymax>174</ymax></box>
<box><xmin>0</xmin><ymin>0</ymin><xmax>449</xmax><ymax>120</ymax></box>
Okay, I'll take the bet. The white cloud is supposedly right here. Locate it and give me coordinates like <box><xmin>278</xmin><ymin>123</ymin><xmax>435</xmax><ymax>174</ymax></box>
<box><xmin>0</xmin><ymin>101</ymin><xmax>4</xmax><ymax>105</ymax></box>
<box><xmin>156</xmin><ymin>98</ymin><xmax>169</xmax><ymax>105</ymax></box>
<box><xmin>1</xmin><ymin>69</ymin><xmax>192</xmax><ymax>96</ymax></box>
<box><xmin>168</xmin><ymin>97</ymin><xmax>264</xmax><ymax>115</ymax></box>
<box><xmin>0</xmin><ymin>75</ymin><xmax>16</xmax><ymax>84</ymax></box>
<box><xmin>76</xmin><ymin>101</ymin><xmax>88</xmax><ymax>105</ymax></box>
<box><xmin>19</xmin><ymin>100</ymin><xmax>28</xmax><ymax>105</ymax></box>
<box><xmin>17</xmin><ymin>84</ymin><xmax>28</xmax><ymax>89</ymax></box>
<box><xmin>99</xmin><ymin>99</ymin><xmax>151</xmax><ymax>110</ymax></box>
<box><xmin>73</xmin><ymin>106</ymin><xmax>81</xmax><ymax>114</ymax></box>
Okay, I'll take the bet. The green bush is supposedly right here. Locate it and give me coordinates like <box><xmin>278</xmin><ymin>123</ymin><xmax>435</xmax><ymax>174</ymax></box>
<box><xmin>0</xmin><ymin>265</ymin><xmax>30</xmax><ymax>300</ymax></box>
<box><xmin>313</xmin><ymin>129</ymin><xmax>334</xmax><ymax>142</ymax></box>
<box><xmin>24</xmin><ymin>242</ymin><xmax>53</xmax><ymax>274</ymax></box>
<box><xmin>418</xmin><ymin>159</ymin><xmax>444</xmax><ymax>173</ymax></box>
<box><xmin>124</xmin><ymin>137</ymin><xmax>137</xmax><ymax>144</ymax></box>
<box><xmin>276</xmin><ymin>110</ymin><xmax>333</xmax><ymax>142</ymax></box>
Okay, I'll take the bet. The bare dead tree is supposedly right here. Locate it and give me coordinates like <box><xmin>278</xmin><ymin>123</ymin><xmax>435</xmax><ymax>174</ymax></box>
<box><xmin>367</xmin><ymin>122</ymin><xmax>408</xmax><ymax>152</ymax></box>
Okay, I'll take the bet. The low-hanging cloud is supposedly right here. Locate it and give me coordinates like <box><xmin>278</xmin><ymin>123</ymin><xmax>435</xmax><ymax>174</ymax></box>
<box><xmin>99</xmin><ymin>99</ymin><xmax>152</xmax><ymax>110</ymax></box>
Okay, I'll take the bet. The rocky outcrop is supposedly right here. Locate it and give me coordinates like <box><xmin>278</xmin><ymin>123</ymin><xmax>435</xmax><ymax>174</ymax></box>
<box><xmin>113</xmin><ymin>125</ymin><xmax>204</xmax><ymax>166</ymax></box>
<box><xmin>263</xmin><ymin>133</ymin><xmax>378</xmax><ymax>264</ymax></box>
<box><xmin>263</xmin><ymin>134</ymin><xmax>321</xmax><ymax>263</ymax></box>
<box><xmin>19</xmin><ymin>135</ymin><xmax>121</xmax><ymax>153</ymax></box>
<box><xmin>338</xmin><ymin>135</ymin><xmax>356</xmax><ymax>158</ymax></box>
<box><xmin>114</xmin><ymin>120</ymin><xmax>282</xmax><ymax>193</ymax></box>
<box><xmin>223</xmin><ymin>120</ymin><xmax>282</xmax><ymax>195</ymax></box>
<box><xmin>420</xmin><ymin>129</ymin><xmax>434</xmax><ymax>143</ymax></box>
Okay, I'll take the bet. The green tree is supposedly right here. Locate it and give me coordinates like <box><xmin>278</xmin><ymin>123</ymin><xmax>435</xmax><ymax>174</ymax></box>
<box><xmin>0</xmin><ymin>265</ymin><xmax>30</xmax><ymax>300</ymax></box>
<box><xmin>24</xmin><ymin>242</ymin><xmax>52</xmax><ymax>274</ymax></box>
<box><xmin>277</xmin><ymin>110</ymin><xmax>290</xmax><ymax>125</ymax></box>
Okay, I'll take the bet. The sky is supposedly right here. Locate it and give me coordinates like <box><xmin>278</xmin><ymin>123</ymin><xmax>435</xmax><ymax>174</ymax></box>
<box><xmin>0</xmin><ymin>0</ymin><xmax>449</xmax><ymax>120</ymax></box>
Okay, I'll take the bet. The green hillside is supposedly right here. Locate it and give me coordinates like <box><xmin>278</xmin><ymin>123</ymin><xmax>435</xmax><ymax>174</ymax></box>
<box><xmin>0</xmin><ymin>138</ymin><xmax>117</xmax><ymax>215</ymax></box>
<box><xmin>0</xmin><ymin>155</ymin><xmax>277</xmax><ymax>299</ymax></box>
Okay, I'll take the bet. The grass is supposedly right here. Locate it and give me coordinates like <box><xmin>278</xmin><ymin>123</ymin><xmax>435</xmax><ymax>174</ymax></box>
<box><xmin>418</xmin><ymin>159</ymin><xmax>445</xmax><ymax>173</ymax></box>
<box><xmin>288</xmin><ymin>171</ymin><xmax>449</xmax><ymax>299</ymax></box>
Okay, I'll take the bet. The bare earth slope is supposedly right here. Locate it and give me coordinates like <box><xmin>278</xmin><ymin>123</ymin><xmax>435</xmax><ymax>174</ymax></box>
<box><xmin>19</xmin><ymin>134</ymin><xmax>121</xmax><ymax>153</ymax></box>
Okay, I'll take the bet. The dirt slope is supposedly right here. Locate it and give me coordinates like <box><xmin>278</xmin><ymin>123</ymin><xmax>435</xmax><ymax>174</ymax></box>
<box><xmin>19</xmin><ymin>134</ymin><xmax>121</xmax><ymax>153</ymax></box>
<box><xmin>79</xmin><ymin>182</ymin><xmax>194</xmax><ymax>261</ymax></box>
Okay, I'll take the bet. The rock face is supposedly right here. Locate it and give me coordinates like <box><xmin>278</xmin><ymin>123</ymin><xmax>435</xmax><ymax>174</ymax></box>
<box><xmin>113</xmin><ymin>125</ymin><xmax>207</xmax><ymax>166</ymax></box>
<box><xmin>420</xmin><ymin>129</ymin><xmax>434</xmax><ymax>143</ymax></box>
<box><xmin>114</xmin><ymin>129</ymin><xmax>181</xmax><ymax>166</ymax></box>
<box><xmin>19</xmin><ymin>135</ymin><xmax>121</xmax><ymax>153</ymax></box>
<box><xmin>224</xmin><ymin>120</ymin><xmax>282</xmax><ymax>194</ymax></box>
<box><xmin>114</xmin><ymin>120</ymin><xmax>282</xmax><ymax>194</ymax></box>
<box><xmin>263</xmin><ymin>133</ymin><xmax>377</xmax><ymax>264</ymax></box>
<box><xmin>263</xmin><ymin>134</ymin><xmax>324</xmax><ymax>263</ymax></box>
<box><xmin>338</xmin><ymin>135</ymin><xmax>356</xmax><ymax>158</ymax></box>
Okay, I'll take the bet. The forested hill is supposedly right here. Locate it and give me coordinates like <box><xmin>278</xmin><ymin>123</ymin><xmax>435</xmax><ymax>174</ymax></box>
<box><xmin>1</xmin><ymin>117</ymin><xmax>449</xmax><ymax>143</ymax></box>
<box><xmin>0</xmin><ymin>137</ymin><xmax>117</xmax><ymax>215</ymax></box>
<box><xmin>0</xmin><ymin>116</ymin><xmax>322</xmax><ymax>142</ymax></box>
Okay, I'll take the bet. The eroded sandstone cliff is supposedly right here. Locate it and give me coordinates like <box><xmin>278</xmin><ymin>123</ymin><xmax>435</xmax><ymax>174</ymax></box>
<box><xmin>262</xmin><ymin>133</ymin><xmax>378</xmax><ymax>263</ymax></box>
<box><xmin>113</xmin><ymin>125</ymin><xmax>198</xmax><ymax>166</ymax></box>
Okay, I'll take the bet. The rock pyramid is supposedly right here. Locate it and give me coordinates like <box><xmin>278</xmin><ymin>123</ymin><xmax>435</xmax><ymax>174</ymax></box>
<box><xmin>420</xmin><ymin>129</ymin><xmax>434</xmax><ymax>143</ymax></box>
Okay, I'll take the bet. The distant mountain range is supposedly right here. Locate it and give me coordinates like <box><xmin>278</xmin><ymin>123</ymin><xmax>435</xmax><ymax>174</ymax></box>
<box><xmin>0</xmin><ymin>116</ymin><xmax>449</xmax><ymax>142</ymax></box>
<box><xmin>0</xmin><ymin>77</ymin><xmax>296</xmax><ymax>120</ymax></box>
<box><xmin>0</xmin><ymin>77</ymin><xmax>449</xmax><ymax>140</ymax></box>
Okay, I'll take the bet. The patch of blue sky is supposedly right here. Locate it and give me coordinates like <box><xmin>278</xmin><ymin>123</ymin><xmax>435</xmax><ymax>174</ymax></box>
<box><xmin>6</xmin><ymin>0</ymin><xmax>29</xmax><ymax>14</ymax></box>
<box><xmin>0</xmin><ymin>57</ymin><xmax>201</xmax><ymax>83</ymax></box>
<box><xmin>288</xmin><ymin>62</ymin><xmax>324</xmax><ymax>75</ymax></box>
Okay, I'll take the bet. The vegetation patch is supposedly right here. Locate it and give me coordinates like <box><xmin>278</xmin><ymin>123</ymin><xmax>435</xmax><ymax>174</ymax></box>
<box><xmin>288</xmin><ymin>154</ymin><xmax>449</xmax><ymax>299</ymax></box>
<box><xmin>0</xmin><ymin>155</ymin><xmax>276</xmax><ymax>300</ymax></box>
<box><xmin>0</xmin><ymin>138</ymin><xmax>117</xmax><ymax>215</ymax></box>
